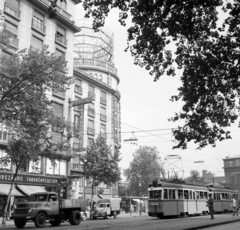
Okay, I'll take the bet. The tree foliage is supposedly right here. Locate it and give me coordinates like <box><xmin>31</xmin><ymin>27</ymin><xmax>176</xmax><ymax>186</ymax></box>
<box><xmin>185</xmin><ymin>170</ymin><xmax>205</xmax><ymax>185</ymax></box>
<box><xmin>79</xmin><ymin>135</ymin><xmax>121</xmax><ymax>204</ymax></box>
<box><xmin>124</xmin><ymin>146</ymin><xmax>164</xmax><ymax>196</ymax></box>
<box><xmin>0</xmin><ymin>46</ymin><xmax>75</xmax><ymax>225</ymax></box>
<box><xmin>53</xmin><ymin>0</ymin><xmax>240</xmax><ymax>149</ymax></box>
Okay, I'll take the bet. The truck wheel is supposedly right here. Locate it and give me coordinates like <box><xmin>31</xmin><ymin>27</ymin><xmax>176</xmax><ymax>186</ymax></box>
<box><xmin>14</xmin><ymin>219</ymin><xmax>27</xmax><ymax>229</ymax></box>
<box><xmin>104</xmin><ymin>213</ymin><xmax>108</xmax><ymax>219</ymax></box>
<box><xmin>69</xmin><ymin>211</ymin><xmax>81</xmax><ymax>225</ymax></box>
<box><xmin>50</xmin><ymin>218</ymin><xmax>61</xmax><ymax>226</ymax></box>
<box><xmin>35</xmin><ymin>212</ymin><xmax>47</xmax><ymax>228</ymax></box>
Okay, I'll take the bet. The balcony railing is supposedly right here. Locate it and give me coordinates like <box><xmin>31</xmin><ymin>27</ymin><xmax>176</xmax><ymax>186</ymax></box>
<box><xmin>55</xmin><ymin>34</ymin><xmax>67</xmax><ymax>47</ymax></box>
<box><xmin>100</xmin><ymin>97</ymin><xmax>107</xmax><ymax>105</ymax></box>
<box><xmin>4</xmin><ymin>2</ymin><xmax>21</xmax><ymax>19</ymax></box>
<box><xmin>32</xmin><ymin>19</ymin><xmax>46</xmax><ymax>34</ymax></box>
<box><xmin>74</xmin><ymin>58</ymin><xmax>118</xmax><ymax>74</ymax></box>
<box><xmin>88</xmin><ymin>91</ymin><xmax>95</xmax><ymax>100</ymax></box>
<box><xmin>4</xmin><ymin>30</ymin><xmax>18</xmax><ymax>49</ymax></box>
<box><xmin>88</xmin><ymin>108</ymin><xmax>95</xmax><ymax>118</ymax></box>
<box><xmin>87</xmin><ymin>127</ymin><xmax>95</xmax><ymax>136</ymax></box>
<box><xmin>74</xmin><ymin>85</ymin><xmax>82</xmax><ymax>94</ymax></box>
<box><xmin>100</xmin><ymin>114</ymin><xmax>107</xmax><ymax>122</ymax></box>
<box><xmin>38</xmin><ymin>0</ymin><xmax>73</xmax><ymax>21</ymax></box>
<box><xmin>70</xmin><ymin>163</ymin><xmax>83</xmax><ymax>171</ymax></box>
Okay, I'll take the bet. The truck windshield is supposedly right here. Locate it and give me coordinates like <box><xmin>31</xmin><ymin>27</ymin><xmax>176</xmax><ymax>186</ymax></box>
<box><xmin>30</xmin><ymin>194</ymin><xmax>48</xmax><ymax>202</ymax></box>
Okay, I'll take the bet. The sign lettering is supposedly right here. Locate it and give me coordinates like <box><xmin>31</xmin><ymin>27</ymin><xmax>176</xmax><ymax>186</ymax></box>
<box><xmin>71</xmin><ymin>97</ymin><xmax>92</xmax><ymax>107</ymax></box>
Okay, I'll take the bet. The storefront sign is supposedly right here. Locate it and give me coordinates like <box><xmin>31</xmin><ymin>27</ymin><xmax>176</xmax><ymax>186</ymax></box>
<box><xmin>71</xmin><ymin>97</ymin><xmax>92</xmax><ymax>107</ymax></box>
<box><xmin>0</xmin><ymin>172</ymin><xmax>66</xmax><ymax>186</ymax></box>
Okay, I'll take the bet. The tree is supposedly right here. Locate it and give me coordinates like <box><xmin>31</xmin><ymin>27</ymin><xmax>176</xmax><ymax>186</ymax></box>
<box><xmin>53</xmin><ymin>0</ymin><xmax>240</xmax><ymax>149</ymax></box>
<box><xmin>185</xmin><ymin>170</ymin><xmax>205</xmax><ymax>185</ymax></box>
<box><xmin>79</xmin><ymin>135</ymin><xmax>121</xmax><ymax>206</ymax></box>
<box><xmin>124</xmin><ymin>146</ymin><xmax>164</xmax><ymax>197</ymax></box>
<box><xmin>0</xmin><ymin>46</ymin><xmax>76</xmax><ymax>225</ymax></box>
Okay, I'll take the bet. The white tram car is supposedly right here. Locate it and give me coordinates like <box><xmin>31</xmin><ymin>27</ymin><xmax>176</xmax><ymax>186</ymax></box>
<box><xmin>148</xmin><ymin>180</ymin><xmax>238</xmax><ymax>218</ymax></box>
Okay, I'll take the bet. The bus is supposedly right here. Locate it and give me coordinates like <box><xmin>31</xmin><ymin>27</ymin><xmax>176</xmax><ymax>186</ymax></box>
<box><xmin>148</xmin><ymin>179</ymin><xmax>238</xmax><ymax>218</ymax></box>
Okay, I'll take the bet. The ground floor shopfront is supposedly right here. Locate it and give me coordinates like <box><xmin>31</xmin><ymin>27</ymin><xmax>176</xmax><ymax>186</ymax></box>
<box><xmin>0</xmin><ymin>171</ymin><xmax>67</xmax><ymax>217</ymax></box>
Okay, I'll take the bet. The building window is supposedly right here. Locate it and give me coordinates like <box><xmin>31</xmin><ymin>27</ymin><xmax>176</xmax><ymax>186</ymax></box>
<box><xmin>74</xmin><ymin>115</ymin><xmax>80</xmax><ymax>128</ymax></box>
<box><xmin>107</xmin><ymin>76</ymin><xmax>111</xmax><ymax>85</ymax></box>
<box><xmin>100</xmin><ymin>107</ymin><xmax>107</xmax><ymax>122</ymax></box>
<box><xmin>99</xmin><ymin>75</ymin><xmax>103</xmax><ymax>81</ymax></box>
<box><xmin>52</xmin><ymin>102</ymin><xmax>63</xmax><ymax>118</ymax></box>
<box><xmin>87</xmin><ymin>120</ymin><xmax>94</xmax><ymax>135</ymax></box>
<box><xmin>75</xmin><ymin>79</ymin><xmax>82</xmax><ymax>94</ymax></box>
<box><xmin>31</xmin><ymin>36</ymin><xmax>43</xmax><ymax>52</ymax></box>
<box><xmin>52</xmin><ymin>132</ymin><xmax>62</xmax><ymax>143</ymax></box>
<box><xmin>0</xmin><ymin>149</ymin><xmax>10</xmax><ymax>170</ymax></box>
<box><xmin>46</xmin><ymin>159</ymin><xmax>67</xmax><ymax>176</ymax></box>
<box><xmin>4</xmin><ymin>0</ymin><xmax>20</xmax><ymax>19</ymax></box>
<box><xmin>229</xmin><ymin>161</ymin><xmax>233</xmax><ymax>167</ymax></box>
<box><xmin>55</xmin><ymin>25</ymin><xmax>67</xmax><ymax>47</ymax></box>
<box><xmin>4</xmin><ymin>21</ymin><xmax>18</xmax><ymax>48</ymax></box>
<box><xmin>236</xmin><ymin>159</ymin><xmax>240</xmax><ymax>167</ymax></box>
<box><xmin>55</xmin><ymin>48</ymin><xmax>65</xmax><ymax>57</ymax></box>
<box><xmin>100</xmin><ymin>123</ymin><xmax>106</xmax><ymax>138</ymax></box>
<box><xmin>88</xmin><ymin>85</ymin><xmax>95</xmax><ymax>100</ymax></box>
<box><xmin>88</xmin><ymin>138</ymin><xmax>94</xmax><ymax>147</ymax></box>
<box><xmin>32</xmin><ymin>10</ymin><xmax>45</xmax><ymax>34</ymax></box>
<box><xmin>100</xmin><ymin>91</ymin><xmax>107</xmax><ymax>105</ymax></box>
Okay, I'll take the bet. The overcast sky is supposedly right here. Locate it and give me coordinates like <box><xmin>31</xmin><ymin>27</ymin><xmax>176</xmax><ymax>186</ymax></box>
<box><xmin>75</xmin><ymin>5</ymin><xmax>240</xmax><ymax>180</ymax></box>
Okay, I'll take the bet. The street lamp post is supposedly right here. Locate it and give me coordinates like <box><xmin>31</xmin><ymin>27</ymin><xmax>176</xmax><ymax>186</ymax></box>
<box><xmin>139</xmin><ymin>181</ymin><xmax>142</xmax><ymax>215</ymax></box>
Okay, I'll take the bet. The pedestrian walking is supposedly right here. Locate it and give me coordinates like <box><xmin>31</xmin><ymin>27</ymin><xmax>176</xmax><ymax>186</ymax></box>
<box><xmin>206</xmin><ymin>194</ymin><xmax>214</xmax><ymax>219</ymax></box>
<box><xmin>231</xmin><ymin>196</ymin><xmax>238</xmax><ymax>216</ymax></box>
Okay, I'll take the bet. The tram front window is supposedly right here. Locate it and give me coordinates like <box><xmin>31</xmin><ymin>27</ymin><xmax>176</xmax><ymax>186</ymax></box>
<box><xmin>149</xmin><ymin>190</ymin><xmax>162</xmax><ymax>198</ymax></box>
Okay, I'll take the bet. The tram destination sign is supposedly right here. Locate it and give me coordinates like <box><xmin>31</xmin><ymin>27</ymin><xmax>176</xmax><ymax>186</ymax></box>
<box><xmin>71</xmin><ymin>97</ymin><xmax>92</xmax><ymax>107</ymax></box>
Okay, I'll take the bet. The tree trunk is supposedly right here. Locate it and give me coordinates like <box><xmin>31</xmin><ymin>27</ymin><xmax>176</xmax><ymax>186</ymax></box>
<box><xmin>2</xmin><ymin>164</ymin><xmax>19</xmax><ymax>226</ymax></box>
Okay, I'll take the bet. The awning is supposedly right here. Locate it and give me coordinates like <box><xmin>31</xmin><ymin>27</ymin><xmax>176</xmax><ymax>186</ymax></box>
<box><xmin>16</xmin><ymin>185</ymin><xmax>46</xmax><ymax>196</ymax></box>
<box><xmin>0</xmin><ymin>184</ymin><xmax>24</xmax><ymax>196</ymax></box>
<box><xmin>84</xmin><ymin>194</ymin><xmax>112</xmax><ymax>202</ymax></box>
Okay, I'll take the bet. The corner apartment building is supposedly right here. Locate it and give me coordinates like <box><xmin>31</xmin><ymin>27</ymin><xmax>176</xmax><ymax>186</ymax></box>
<box><xmin>223</xmin><ymin>155</ymin><xmax>240</xmax><ymax>192</ymax></box>
<box><xmin>68</xmin><ymin>20</ymin><xmax>121</xmax><ymax>200</ymax></box>
<box><xmin>0</xmin><ymin>0</ymin><xmax>80</xmax><ymax>216</ymax></box>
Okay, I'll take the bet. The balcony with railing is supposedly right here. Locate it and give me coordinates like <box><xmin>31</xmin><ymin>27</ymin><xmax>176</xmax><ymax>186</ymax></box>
<box><xmin>4</xmin><ymin>2</ymin><xmax>21</xmax><ymax>20</ymax></box>
<box><xmin>87</xmin><ymin>127</ymin><xmax>95</xmax><ymax>136</ymax></box>
<box><xmin>100</xmin><ymin>114</ymin><xmax>107</xmax><ymax>122</ymax></box>
<box><xmin>35</xmin><ymin>0</ymin><xmax>80</xmax><ymax>32</ymax></box>
<box><xmin>70</xmin><ymin>163</ymin><xmax>83</xmax><ymax>172</ymax></box>
<box><xmin>4</xmin><ymin>30</ymin><xmax>18</xmax><ymax>49</ymax></box>
<box><xmin>88</xmin><ymin>108</ymin><xmax>95</xmax><ymax>118</ymax></box>
<box><xmin>100</xmin><ymin>97</ymin><xmax>107</xmax><ymax>105</ymax></box>
<box><xmin>32</xmin><ymin>19</ymin><xmax>46</xmax><ymax>35</ymax></box>
<box><xmin>74</xmin><ymin>58</ymin><xmax>118</xmax><ymax>75</ymax></box>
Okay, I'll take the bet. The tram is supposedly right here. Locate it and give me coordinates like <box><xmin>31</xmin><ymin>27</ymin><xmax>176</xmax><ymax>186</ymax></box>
<box><xmin>148</xmin><ymin>179</ymin><xmax>238</xmax><ymax>218</ymax></box>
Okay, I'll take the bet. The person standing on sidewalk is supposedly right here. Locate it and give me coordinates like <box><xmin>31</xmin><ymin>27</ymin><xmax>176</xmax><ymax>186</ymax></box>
<box><xmin>206</xmin><ymin>194</ymin><xmax>214</xmax><ymax>219</ymax></box>
<box><xmin>231</xmin><ymin>197</ymin><xmax>238</xmax><ymax>216</ymax></box>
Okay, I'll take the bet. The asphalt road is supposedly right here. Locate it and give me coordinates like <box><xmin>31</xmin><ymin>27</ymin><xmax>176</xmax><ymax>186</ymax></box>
<box><xmin>2</xmin><ymin>213</ymin><xmax>240</xmax><ymax>230</ymax></box>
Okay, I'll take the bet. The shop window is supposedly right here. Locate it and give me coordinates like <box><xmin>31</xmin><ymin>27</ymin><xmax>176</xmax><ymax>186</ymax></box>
<box><xmin>29</xmin><ymin>158</ymin><xmax>41</xmax><ymax>173</ymax></box>
<box><xmin>0</xmin><ymin>149</ymin><xmax>11</xmax><ymax>170</ymax></box>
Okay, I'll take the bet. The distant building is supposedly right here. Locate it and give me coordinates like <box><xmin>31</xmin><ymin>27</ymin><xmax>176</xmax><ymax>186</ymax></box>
<box><xmin>223</xmin><ymin>155</ymin><xmax>240</xmax><ymax>192</ymax></box>
<box><xmin>202</xmin><ymin>170</ymin><xmax>225</xmax><ymax>186</ymax></box>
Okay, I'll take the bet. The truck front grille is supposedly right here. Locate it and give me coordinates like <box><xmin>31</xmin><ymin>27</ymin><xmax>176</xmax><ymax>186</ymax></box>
<box><xmin>15</xmin><ymin>209</ymin><xmax>29</xmax><ymax>215</ymax></box>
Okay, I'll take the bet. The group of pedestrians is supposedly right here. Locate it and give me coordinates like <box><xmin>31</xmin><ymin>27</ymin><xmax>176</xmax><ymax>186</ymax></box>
<box><xmin>206</xmin><ymin>194</ymin><xmax>239</xmax><ymax>220</ymax></box>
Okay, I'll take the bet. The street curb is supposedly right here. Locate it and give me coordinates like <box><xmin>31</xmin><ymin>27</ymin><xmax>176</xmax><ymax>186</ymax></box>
<box><xmin>184</xmin><ymin>218</ymin><xmax>240</xmax><ymax>230</ymax></box>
